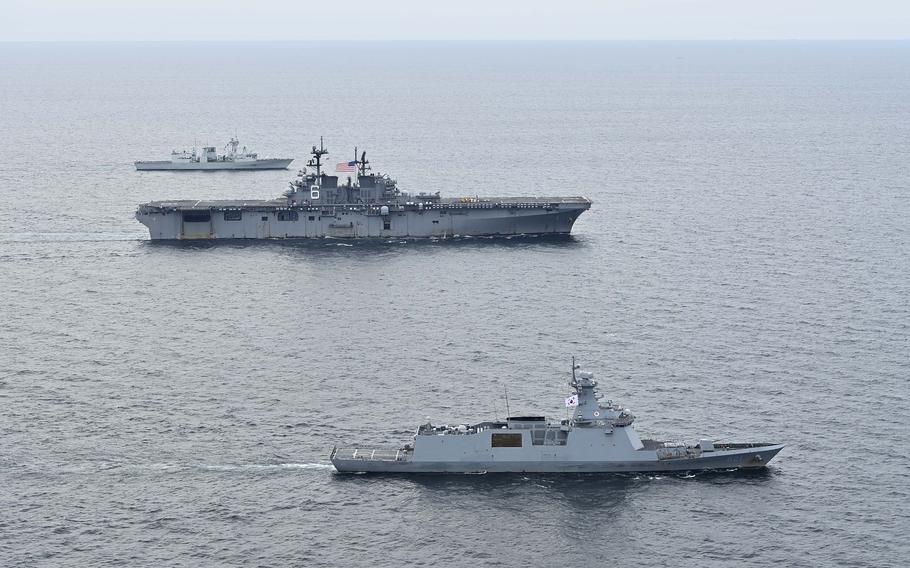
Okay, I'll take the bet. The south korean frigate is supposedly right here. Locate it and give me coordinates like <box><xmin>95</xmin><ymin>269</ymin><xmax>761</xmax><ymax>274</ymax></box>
<box><xmin>134</xmin><ymin>137</ymin><xmax>293</xmax><ymax>171</ymax></box>
<box><xmin>330</xmin><ymin>361</ymin><xmax>784</xmax><ymax>474</ymax></box>
<box><xmin>135</xmin><ymin>139</ymin><xmax>591</xmax><ymax>240</ymax></box>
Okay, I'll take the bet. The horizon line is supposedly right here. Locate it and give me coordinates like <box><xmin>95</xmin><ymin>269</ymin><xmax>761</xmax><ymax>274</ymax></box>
<box><xmin>2</xmin><ymin>38</ymin><xmax>910</xmax><ymax>43</ymax></box>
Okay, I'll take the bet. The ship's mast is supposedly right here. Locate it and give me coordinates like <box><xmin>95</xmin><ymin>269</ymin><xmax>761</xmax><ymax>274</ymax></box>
<box><xmin>504</xmin><ymin>385</ymin><xmax>511</xmax><ymax>424</ymax></box>
<box><xmin>568</xmin><ymin>356</ymin><xmax>577</xmax><ymax>424</ymax></box>
<box><xmin>307</xmin><ymin>136</ymin><xmax>328</xmax><ymax>177</ymax></box>
<box><xmin>226</xmin><ymin>136</ymin><xmax>239</xmax><ymax>157</ymax></box>
<box><xmin>355</xmin><ymin>147</ymin><xmax>370</xmax><ymax>177</ymax></box>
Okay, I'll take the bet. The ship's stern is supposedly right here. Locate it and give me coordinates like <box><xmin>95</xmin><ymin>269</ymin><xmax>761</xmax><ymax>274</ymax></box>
<box><xmin>135</xmin><ymin>205</ymin><xmax>183</xmax><ymax>240</ymax></box>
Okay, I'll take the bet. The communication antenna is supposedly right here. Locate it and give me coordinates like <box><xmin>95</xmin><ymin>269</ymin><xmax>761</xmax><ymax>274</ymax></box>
<box><xmin>504</xmin><ymin>385</ymin><xmax>511</xmax><ymax>423</ymax></box>
<box><xmin>307</xmin><ymin>136</ymin><xmax>328</xmax><ymax>176</ymax></box>
<box><xmin>356</xmin><ymin>148</ymin><xmax>370</xmax><ymax>177</ymax></box>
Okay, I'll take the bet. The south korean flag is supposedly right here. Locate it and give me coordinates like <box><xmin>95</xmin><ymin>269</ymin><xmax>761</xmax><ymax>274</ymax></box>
<box><xmin>565</xmin><ymin>395</ymin><xmax>579</xmax><ymax>408</ymax></box>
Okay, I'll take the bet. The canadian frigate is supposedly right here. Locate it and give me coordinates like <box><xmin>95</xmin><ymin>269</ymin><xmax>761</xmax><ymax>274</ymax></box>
<box><xmin>134</xmin><ymin>137</ymin><xmax>293</xmax><ymax>171</ymax></box>
<box><xmin>135</xmin><ymin>140</ymin><xmax>591</xmax><ymax>240</ymax></box>
<box><xmin>330</xmin><ymin>361</ymin><xmax>784</xmax><ymax>474</ymax></box>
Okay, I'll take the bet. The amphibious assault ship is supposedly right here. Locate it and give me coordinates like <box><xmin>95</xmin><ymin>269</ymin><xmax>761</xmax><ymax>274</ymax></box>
<box><xmin>331</xmin><ymin>362</ymin><xmax>784</xmax><ymax>474</ymax></box>
<box><xmin>135</xmin><ymin>140</ymin><xmax>591</xmax><ymax>240</ymax></box>
<box><xmin>135</xmin><ymin>137</ymin><xmax>293</xmax><ymax>171</ymax></box>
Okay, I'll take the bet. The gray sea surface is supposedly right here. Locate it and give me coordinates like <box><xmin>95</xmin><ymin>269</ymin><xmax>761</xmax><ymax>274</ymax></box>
<box><xmin>1</xmin><ymin>41</ymin><xmax>908</xmax><ymax>567</ymax></box>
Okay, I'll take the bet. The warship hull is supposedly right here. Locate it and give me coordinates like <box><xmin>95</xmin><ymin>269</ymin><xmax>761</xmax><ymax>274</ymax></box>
<box><xmin>136</xmin><ymin>197</ymin><xmax>591</xmax><ymax>240</ymax></box>
<box><xmin>331</xmin><ymin>363</ymin><xmax>783</xmax><ymax>476</ymax></box>
<box><xmin>135</xmin><ymin>158</ymin><xmax>293</xmax><ymax>171</ymax></box>
<box><xmin>331</xmin><ymin>443</ymin><xmax>784</xmax><ymax>474</ymax></box>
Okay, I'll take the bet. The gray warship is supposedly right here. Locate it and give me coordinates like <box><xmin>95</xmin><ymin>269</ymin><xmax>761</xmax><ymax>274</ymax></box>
<box><xmin>135</xmin><ymin>140</ymin><xmax>591</xmax><ymax>240</ymax></box>
<box><xmin>331</xmin><ymin>362</ymin><xmax>784</xmax><ymax>474</ymax></box>
<box><xmin>135</xmin><ymin>137</ymin><xmax>293</xmax><ymax>171</ymax></box>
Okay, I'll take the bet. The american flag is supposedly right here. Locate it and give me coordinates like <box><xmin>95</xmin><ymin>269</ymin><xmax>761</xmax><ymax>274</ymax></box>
<box><xmin>336</xmin><ymin>161</ymin><xmax>356</xmax><ymax>172</ymax></box>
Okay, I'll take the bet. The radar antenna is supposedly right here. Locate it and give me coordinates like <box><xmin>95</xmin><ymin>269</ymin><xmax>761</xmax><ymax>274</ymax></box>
<box><xmin>356</xmin><ymin>148</ymin><xmax>370</xmax><ymax>177</ymax></box>
<box><xmin>307</xmin><ymin>136</ymin><xmax>329</xmax><ymax>176</ymax></box>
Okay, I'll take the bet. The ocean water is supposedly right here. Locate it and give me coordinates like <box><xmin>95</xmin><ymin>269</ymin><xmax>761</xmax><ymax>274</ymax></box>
<box><xmin>1</xmin><ymin>41</ymin><xmax>908</xmax><ymax>567</ymax></box>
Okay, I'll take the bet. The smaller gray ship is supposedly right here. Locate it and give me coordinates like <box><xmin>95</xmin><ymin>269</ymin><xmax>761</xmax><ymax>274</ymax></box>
<box><xmin>331</xmin><ymin>361</ymin><xmax>784</xmax><ymax>474</ymax></box>
<box><xmin>135</xmin><ymin>137</ymin><xmax>293</xmax><ymax>171</ymax></box>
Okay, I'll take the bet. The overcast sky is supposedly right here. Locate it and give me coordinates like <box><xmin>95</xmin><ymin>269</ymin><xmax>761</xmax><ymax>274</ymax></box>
<box><xmin>3</xmin><ymin>0</ymin><xmax>909</xmax><ymax>41</ymax></box>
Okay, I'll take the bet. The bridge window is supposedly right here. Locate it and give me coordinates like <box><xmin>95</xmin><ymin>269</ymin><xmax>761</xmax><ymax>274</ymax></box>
<box><xmin>224</xmin><ymin>210</ymin><xmax>242</xmax><ymax>221</ymax></box>
<box><xmin>491</xmin><ymin>433</ymin><xmax>522</xmax><ymax>448</ymax></box>
<box><xmin>277</xmin><ymin>211</ymin><xmax>299</xmax><ymax>221</ymax></box>
<box><xmin>383</xmin><ymin>219</ymin><xmax>391</xmax><ymax>230</ymax></box>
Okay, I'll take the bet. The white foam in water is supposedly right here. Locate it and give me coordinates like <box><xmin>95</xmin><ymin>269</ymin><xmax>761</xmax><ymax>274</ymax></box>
<box><xmin>199</xmin><ymin>463</ymin><xmax>334</xmax><ymax>471</ymax></box>
<box><xmin>0</xmin><ymin>232</ymin><xmax>144</xmax><ymax>243</ymax></box>
<box><xmin>279</xmin><ymin>463</ymin><xmax>335</xmax><ymax>470</ymax></box>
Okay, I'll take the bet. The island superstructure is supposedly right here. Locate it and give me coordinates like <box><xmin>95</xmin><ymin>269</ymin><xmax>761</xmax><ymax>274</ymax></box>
<box><xmin>135</xmin><ymin>139</ymin><xmax>592</xmax><ymax>239</ymax></box>
<box><xmin>135</xmin><ymin>137</ymin><xmax>293</xmax><ymax>171</ymax></box>
<box><xmin>330</xmin><ymin>361</ymin><xmax>784</xmax><ymax>474</ymax></box>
